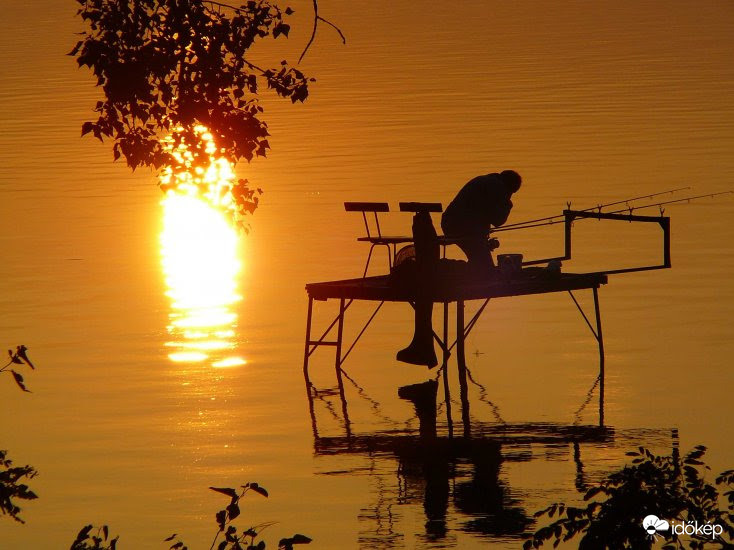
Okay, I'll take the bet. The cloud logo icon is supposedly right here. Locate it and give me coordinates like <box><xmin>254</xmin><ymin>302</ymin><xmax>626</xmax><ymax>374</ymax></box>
<box><xmin>643</xmin><ymin>515</ymin><xmax>670</xmax><ymax>536</ymax></box>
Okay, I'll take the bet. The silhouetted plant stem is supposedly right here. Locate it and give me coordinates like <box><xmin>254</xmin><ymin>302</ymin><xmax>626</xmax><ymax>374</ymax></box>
<box><xmin>163</xmin><ymin>482</ymin><xmax>310</xmax><ymax>550</ymax></box>
<box><xmin>3</xmin><ymin>345</ymin><xmax>34</xmax><ymax>392</ymax></box>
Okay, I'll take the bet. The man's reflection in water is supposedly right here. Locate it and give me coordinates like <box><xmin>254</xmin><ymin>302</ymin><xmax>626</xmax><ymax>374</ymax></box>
<box><xmin>397</xmin><ymin>379</ymin><xmax>529</xmax><ymax>540</ymax></box>
<box><xmin>310</xmin><ymin>359</ymin><xmax>673</xmax><ymax>547</ymax></box>
<box><xmin>397</xmin><ymin>380</ymin><xmax>448</xmax><ymax>538</ymax></box>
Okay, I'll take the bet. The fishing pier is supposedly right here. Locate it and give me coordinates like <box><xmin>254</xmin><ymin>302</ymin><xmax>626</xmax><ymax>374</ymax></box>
<box><xmin>302</xmin><ymin>190</ymin><xmax>725</xmax><ymax>436</ymax></box>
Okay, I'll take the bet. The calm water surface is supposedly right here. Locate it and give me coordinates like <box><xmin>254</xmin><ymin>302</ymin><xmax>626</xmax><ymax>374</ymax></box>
<box><xmin>1</xmin><ymin>1</ymin><xmax>733</xmax><ymax>548</ymax></box>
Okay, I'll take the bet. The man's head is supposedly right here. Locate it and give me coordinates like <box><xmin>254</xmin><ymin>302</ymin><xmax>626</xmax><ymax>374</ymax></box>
<box><xmin>500</xmin><ymin>170</ymin><xmax>522</xmax><ymax>194</ymax></box>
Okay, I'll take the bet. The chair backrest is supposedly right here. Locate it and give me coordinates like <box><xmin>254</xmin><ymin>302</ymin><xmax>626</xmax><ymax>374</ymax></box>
<box><xmin>344</xmin><ymin>202</ymin><xmax>390</xmax><ymax>239</ymax></box>
<box><xmin>398</xmin><ymin>202</ymin><xmax>443</xmax><ymax>213</ymax></box>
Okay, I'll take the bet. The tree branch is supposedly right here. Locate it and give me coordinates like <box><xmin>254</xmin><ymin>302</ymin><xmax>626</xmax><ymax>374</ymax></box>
<box><xmin>298</xmin><ymin>0</ymin><xmax>345</xmax><ymax>64</ymax></box>
<box><xmin>317</xmin><ymin>15</ymin><xmax>346</xmax><ymax>45</ymax></box>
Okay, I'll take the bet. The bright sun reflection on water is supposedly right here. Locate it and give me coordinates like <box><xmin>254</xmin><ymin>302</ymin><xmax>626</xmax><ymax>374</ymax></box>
<box><xmin>160</xmin><ymin>188</ymin><xmax>246</xmax><ymax>368</ymax></box>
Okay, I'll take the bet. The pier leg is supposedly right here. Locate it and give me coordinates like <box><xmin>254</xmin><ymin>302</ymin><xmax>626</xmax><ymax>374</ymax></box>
<box><xmin>441</xmin><ymin>302</ymin><xmax>453</xmax><ymax>439</ymax></box>
<box><xmin>593</xmin><ymin>287</ymin><xmax>605</xmax><ymax>427</ymax></box>
<box><xmin>303</xmin><ymin>296</ymin><xmax>314</xmax><ymax>381</ymax></box>
<box><xmin>334</xmin><ymin>298</ymin><xmax>352</xmax><ymax>437</ymax></box>
<box><xmin>303</xmin><ymin>296</ymin><xmax>321</xmax><ymax>442</ymax></box>
<box><xmin>456</xmin><ymin>300</ymin><xmax>471</xmax><ymax>438</ymax></box>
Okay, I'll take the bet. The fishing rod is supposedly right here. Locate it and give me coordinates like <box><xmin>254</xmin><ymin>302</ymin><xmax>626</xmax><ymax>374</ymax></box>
<box><xmin>492</xmin><ymin>189</ymin><xmax>732</xmax><ymax>233</ymax></box>
<box><xmin>602</xmin><ymin>190</ymin><xmax>733</xmax><ymax>215</ymax></box>
<box><xmin>500</xmin><ymin>186</ymin><xmax>691</xmax><ymax>230</ymax></box>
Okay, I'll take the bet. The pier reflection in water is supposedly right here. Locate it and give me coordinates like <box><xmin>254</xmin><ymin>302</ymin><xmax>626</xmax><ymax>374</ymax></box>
<box><xmin>160</xmin><ymin>193</ymin><xmax>246</xmax><ymax>368</ymax></box>
<box><xmin>305</xmin><ymin>362</ymin><xmax>675</xmax><ymax>547</ymax></box>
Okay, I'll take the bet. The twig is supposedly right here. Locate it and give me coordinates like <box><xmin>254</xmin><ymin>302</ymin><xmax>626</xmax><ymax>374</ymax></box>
<box><xmin>317</xmin><ymin>15</ymin><xmax>346</xmax><ymax>44</ymax></box>
<box><xmin>298</xmin><ymin>0</ymin><xmax>346</xmax><ymax>64</ymax></box>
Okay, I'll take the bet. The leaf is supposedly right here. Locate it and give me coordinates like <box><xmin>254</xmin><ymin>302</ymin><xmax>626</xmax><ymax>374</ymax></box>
<box><xmin>11</xmin><ymin>371</ymin><xmax>30</xmax><ymax>392</ymax></box>
<box><xmin>249</xmin><ymin>483</ymin><xmax>268</xmax><ymax>498</ymax></box>
<box><xmin>81</xmin><ymin>121</ymin><xmax>94</xmax><ymax>137</ymax></box>
<box><xmin>102</xmin><ymin>525</ymin><xmax>109</xmax><ymax>540</ymax></box>
<box><xmin>75</xmin><ymin>524</ymin><xmax>93</xmax><ymax>542</ymax></box>
<box><xmin>16</xmin><ymin>345</ymin><xmax>34</xmax><ymax>369</ymax></box>
<box><xmin>273</xmin><ymin>23</ymin><xmax>290</xmax><ymax>38</ymax></box>
<box><xmin>210</xmin><ymin>487</ymin><xmax>238</xmax><ymax>498</ymax></box>
<box><xmin>290</xmin><ymin>534</ymin><xmax>312</xmax><ymax>544</ymax></box>
<box><xmin>67</xmin><ymin>40</ymin><xmax>83</xmax><ymax>56</ymax></box>
<box><xmin>227</xmin><ymin>501</ymin><xmax>240</xmax><ymax>521</ymax></box>
<box><xmin>164</xmin><ymin>534</ymin><xmax>177</xmax><ymax>541</ymax></box>
<box><xmin>215</xmin><ymin>509</ymin><xmax>227</xmax><ymax>530</ymax></box>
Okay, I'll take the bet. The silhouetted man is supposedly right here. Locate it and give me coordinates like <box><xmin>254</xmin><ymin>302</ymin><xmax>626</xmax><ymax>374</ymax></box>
<box><xmin>441</xmin><ymin>170</ymin><xmax>522</xmax><ymax>271</ymax></box>
<box><xmin>397</xmin><ymin>170</ymin><xmax>522</xmax><ymax>367</ymax></box>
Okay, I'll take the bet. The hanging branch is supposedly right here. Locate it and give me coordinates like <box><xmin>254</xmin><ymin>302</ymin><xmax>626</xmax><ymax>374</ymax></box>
<box><xmin>72</xmin><ymin>0</ymin><xmax>338</xmax><ymax>227</ymax></box>
<box><xmin>299</xmin><ymin>0</ymin><xmax>346</xmax><ymax>64</ymax></box>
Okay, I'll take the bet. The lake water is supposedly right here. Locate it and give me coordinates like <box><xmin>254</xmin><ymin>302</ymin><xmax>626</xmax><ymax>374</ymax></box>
<box><xmin>1</xmin><ymin>1</ymin><xmax>733</xmax><ymax>548</ymax></box>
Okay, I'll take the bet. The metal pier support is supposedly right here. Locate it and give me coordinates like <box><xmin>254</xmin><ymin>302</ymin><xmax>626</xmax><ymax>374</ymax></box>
<box><xmin>303</xmin><ymin>296</ymin><xmax>314</xmax><ymax>380</ymax></box>
<box><xmin>441</xmin><ymin>302</ymin><xmax>454</xmax><ymax>438</ymax></box>
<box><xmin>593</xmin><ymin>287</ymin><xmax>605</xmax><ymax>427</ymax></box>
<box><xmin>334</xmin><ymin>298</ymin><xmax>352</xmax><ymax>437</ymax></box>
<box><xmin>302</xmin><ymin>296</ymin><xmax>353</xmax><ymax>437</ymax></box>
<box><xmin>456</xmin><ymin>300</ymin><xmax>471</xmax><ymax>438</ymax></box>
<box><xmin>303</xmin><ymin>297</ymin><xmax>353</xmax><ymax>376</ymax></box>
<box><xmin>568</xmin><ymin>286</ymin><xmax>606</xmax><ymax>427</ymax></box>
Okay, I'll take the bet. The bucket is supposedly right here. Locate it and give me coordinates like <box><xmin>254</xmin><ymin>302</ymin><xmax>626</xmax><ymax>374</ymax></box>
<box><xmin>497</xmin><ymin>253</ymin><xmax>523</xmax><ymax>274</ymax></box>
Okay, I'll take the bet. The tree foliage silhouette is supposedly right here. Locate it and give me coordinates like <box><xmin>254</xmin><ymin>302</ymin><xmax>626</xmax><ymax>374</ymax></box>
<box><xmin>524</xmin><ymin>445</ymin><xmax>734</xmax><ymax>549</ymax></box>
<box><xmin>0</xmin><ymin>450</ymin><xmax>38</xmax><ymax>524</ymax></box>
<box><xmin>71</xmin><ymin>0</ymin><xmax>340</xmax><ymax>219</ymax></box>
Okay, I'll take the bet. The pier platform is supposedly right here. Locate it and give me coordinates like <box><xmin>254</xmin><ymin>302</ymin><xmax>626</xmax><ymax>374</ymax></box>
<box><xmin>306</xmin><ymin>270</ymin><xmax>607</xmax><ymax>303</ymax></box>
<box><xmin>303</xmin><ymin>269</ymin><xmax>609</xmax><ymax>434</ymax></box>
<box><xmin>303</xmin><ymin>203</ymin><xmax>671</xmax><ymax>438</ymax></box>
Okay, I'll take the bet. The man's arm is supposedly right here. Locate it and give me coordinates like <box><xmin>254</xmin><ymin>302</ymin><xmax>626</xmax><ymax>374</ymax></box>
<box><xmin>490</xmin><ymin>198</ymin><xmax>513</xmax><ymax>228</ymax></box>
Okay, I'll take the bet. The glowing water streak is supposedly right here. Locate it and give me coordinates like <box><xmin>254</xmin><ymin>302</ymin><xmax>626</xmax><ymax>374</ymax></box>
<box><xmin>158</xmin><ymin>125</ymin><xmax>247</xmax><ymax>367</ymax></box>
